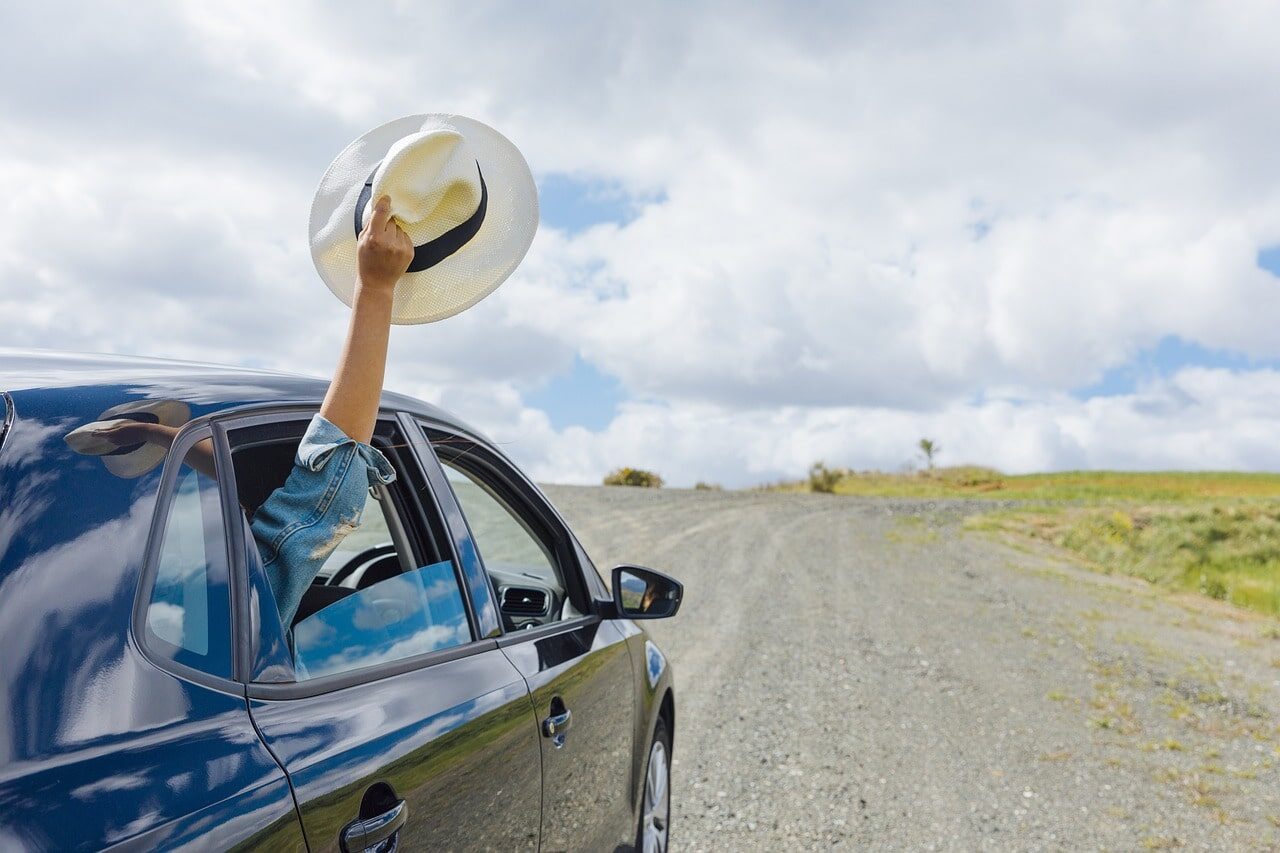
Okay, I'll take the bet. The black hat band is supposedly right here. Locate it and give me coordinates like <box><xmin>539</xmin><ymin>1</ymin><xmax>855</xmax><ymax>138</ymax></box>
<box><xmin>354</xmin><ymin>161</ymin><xmax>488</xmax><ymax>273</ymax></box>
<box><xmin>103</xmin><ymin>411</ymin><xmax>161</xmax><ymax>456</ymax></box>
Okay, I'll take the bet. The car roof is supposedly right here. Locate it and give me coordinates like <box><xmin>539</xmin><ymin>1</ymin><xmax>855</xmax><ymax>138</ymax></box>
<box><xmin>0</xmin><ymin>347</ymin><xmax>476</xmax><ymax>435</ymax></box>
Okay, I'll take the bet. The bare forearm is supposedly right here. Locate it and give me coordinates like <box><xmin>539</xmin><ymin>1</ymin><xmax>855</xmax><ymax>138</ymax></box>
<box><xmin>319</xmin><ymin>284</ymin><xmax>394</xmax><ymax>444</ymax></box>
<box><xmin>142</xmin><ymin>424</ymin><xmax>217</xmax><ymax>479</ymax></box>
<box><xmin>318</xmin><ymin>194</ymin><xmax>411</xmax><ymax>444</ymax></box>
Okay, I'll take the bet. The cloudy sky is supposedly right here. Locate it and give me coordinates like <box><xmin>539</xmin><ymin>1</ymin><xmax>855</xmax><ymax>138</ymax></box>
<box><xmin>3</xmin><ymin>1</ymin><xmax>1280</xmax><ymax>486</ymax></box>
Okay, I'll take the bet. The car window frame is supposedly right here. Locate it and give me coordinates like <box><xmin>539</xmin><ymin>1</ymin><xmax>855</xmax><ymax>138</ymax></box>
<box><xmin>202</xmin><ymin>404</ymin><xmax>503</xmax><ymax>700</ymax></box>
<box><xmin>130</xmin><ymin>421</ymin><xmax>242</xmax><ymax>694</ymax></box>
<box><xmin>418</xmin><ymin>419</ymin><xmax>606</xmax><ymax>648</ymax></box>
<box><xmin>0</xmin><ymin>391</ymin><xmax>13</xmax><ymax>457</ymax></box>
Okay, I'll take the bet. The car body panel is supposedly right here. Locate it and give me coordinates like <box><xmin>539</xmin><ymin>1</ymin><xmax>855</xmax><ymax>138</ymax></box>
<box><xmin>248</xmin><ymin>649</ymin><xmax>542</xmax><ymax>851</ymax></box>
<box><xmin>614</xmin><ymin>617</ymin><xmax>676</xmax><ymax>824</ymax></box>
<box><xmin>500</xmin><ymin>618</ymin><xmax>638</xmax><ymax>852</ymax></box>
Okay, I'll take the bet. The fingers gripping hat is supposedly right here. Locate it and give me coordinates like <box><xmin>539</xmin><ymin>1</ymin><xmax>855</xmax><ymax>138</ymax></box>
<box><xmin>309</xmin><ymin>114</ymin><xmax>538</xmax><ymax>324</ymax></box>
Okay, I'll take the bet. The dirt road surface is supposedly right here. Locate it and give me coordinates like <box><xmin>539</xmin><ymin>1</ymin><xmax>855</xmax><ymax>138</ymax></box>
<box><xmin>544</xmin><ymin>486</ymin><xmax>1280</xmax><ymax>851</ymax></box>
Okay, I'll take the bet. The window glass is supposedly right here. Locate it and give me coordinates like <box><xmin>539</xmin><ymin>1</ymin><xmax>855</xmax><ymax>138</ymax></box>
<box><xmin>292</xmin><ymin>560</ymin><xmax>470</xmax><ymax>680</ymax></box>
<box><xmin>145</xmin><ymin>446</ymin><xmax>232</xmax><ymax>678</ymax></box>
<box><xmin>230</xmin><ymin>418</ymin><xmax>474</xmax><ymax>682</ymax></box>
<box><xmin>441</xmin><ymin>459</ymin><xmax>571</xmax><ymax>627</ymax></box>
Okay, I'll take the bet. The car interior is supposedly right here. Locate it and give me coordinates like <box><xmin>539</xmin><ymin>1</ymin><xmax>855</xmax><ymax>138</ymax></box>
<box><xmin>437</xmin><ymin>457</ymin><xmax>581</xmax><ymax>629</ymax></box>
<box><xmin>227</xmin><ymin>417</ymin><xmax>578</xmax><ymax>667</ymax></box>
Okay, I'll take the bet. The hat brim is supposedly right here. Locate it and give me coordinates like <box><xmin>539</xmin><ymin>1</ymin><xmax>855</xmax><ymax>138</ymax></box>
<box><xmin>64</xmin><ymin>400</ymin><xmax>192</xmax><ymax>479</ymax></box>
<box><xmin>309</xmin><ymin>114</ymin><xmax>538</xmax><ymax>325</ymax></box>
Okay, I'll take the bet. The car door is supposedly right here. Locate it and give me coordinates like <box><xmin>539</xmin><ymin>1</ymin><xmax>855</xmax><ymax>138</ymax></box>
<box><xmin>425</xmin><ymin>425</ymin><xmax>639</xmax><ymax>852</ymax></box>
<box><xmin>217</xmin><ymin>410</ymin><xmax>543</xmax><ymax>852</ymax></box>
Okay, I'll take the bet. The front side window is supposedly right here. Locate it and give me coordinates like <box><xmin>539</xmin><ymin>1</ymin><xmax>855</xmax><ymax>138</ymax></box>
<box><xmin>231</xmin><ymin>416</ymin><xmax>474</xmax><ymax>683</ymax></box>
<box><xmin>439</xmin><ymin>457</ymin><xmax>577</xmax><ymax>628</ymax></box>
<box><xmin>145</xmin><ymin>446</ymin><xmax>232</xmax><ymax>679</ymax></box>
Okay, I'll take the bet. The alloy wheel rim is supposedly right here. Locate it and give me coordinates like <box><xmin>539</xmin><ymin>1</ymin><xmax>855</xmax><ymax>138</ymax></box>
<box><xmin>642</xmin><ymin>739</ymin><xmax>669</xmax><ymax>853</ymax></box>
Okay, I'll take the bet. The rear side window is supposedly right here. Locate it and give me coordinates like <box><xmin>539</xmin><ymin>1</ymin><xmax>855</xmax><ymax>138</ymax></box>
<box><xmin>144</xmin><ymin>444</ymin><xmax>233</xmax><ymax>679</ymax></box>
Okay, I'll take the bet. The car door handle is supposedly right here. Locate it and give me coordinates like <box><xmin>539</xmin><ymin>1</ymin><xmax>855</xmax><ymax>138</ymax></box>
<box><xmin>341</xmin><ymin>798</ymin><xmax>407</xmax><ymax>853</ymax></box>
<box><xmin>542</xmin><ymin>707</ymin><xmax>572</xmax><ymax>747</ymax></box>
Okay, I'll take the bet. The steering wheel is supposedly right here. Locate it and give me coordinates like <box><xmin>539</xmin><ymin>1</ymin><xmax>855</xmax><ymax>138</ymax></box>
<box><xmin>327</xmin><ymin>543</ymin><xmax>397</xmax><ymax>587</ymax></box>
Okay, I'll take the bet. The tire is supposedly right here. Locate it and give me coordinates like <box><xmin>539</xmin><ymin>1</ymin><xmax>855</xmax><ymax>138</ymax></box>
<box><xmin>635</xmin><ymin>716</ymin><xmax>672</xmax><ymax>853</ymax></box>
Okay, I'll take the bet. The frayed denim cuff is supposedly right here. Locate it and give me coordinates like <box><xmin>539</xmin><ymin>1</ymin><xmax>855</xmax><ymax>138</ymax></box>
<box><xmin>250</xmin><ymin>414</ymin><xmax>397</xmax><ymax>628</ymax></box>
<box><xmin>297</xmin><ymin>414</ymin><xmax>397</xmax><ymax>486</ymax></box>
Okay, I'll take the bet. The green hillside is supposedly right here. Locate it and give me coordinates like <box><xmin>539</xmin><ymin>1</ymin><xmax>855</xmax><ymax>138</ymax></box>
<box><xmin>768</xmin><ymin>467</ymin><xmax>1280</xmax><ymax>618</ymax></box>
<box><xmin>776</xmin><ymin>466</ymin><xmax>1280</xmax><ymax>503</ymax></box>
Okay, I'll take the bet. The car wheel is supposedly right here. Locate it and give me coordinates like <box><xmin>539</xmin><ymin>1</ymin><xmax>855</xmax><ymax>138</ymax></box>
<box><xmin>636</xmin><ymin>716</ymin><xmax>671</xmax><ymax>853</ymax></box>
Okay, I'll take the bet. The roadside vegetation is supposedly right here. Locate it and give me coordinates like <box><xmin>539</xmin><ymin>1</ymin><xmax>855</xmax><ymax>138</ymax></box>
<box><xmin>973</xmin><ymin>504</ymin><xmax>1280</xmax><ymax>617</ymax></box>
<box><xmin>603</xmin><ymin>466</ymin><xmax>664</xmax><ymax>488</ymax></box>
<box><xmin>770</xmin><ymin>465</ymin><xmax>1280</xmax><ymax>503</ymax></box>
<box><xmin>767</xmin><ymin>463</ymin><xmax>1280</xmax><ymax>619</ymax></box>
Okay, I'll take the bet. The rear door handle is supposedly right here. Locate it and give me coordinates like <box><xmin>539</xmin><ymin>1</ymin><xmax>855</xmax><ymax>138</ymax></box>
<box><xmin>341</xmin><ymin>798</ymin><xmax>407</xmax><ymax>852</ymax></box>
<box><xmin>542</xmin><ymin>707</ymin><xmax>572</xmax><ymax>748</ymax></box>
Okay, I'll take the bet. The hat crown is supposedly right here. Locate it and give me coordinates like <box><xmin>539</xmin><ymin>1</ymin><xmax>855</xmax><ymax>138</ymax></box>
<box><xmin>310</xmin><ymin>113</ymin><xmax>538</xmax><ymax>325</ymax></box>
<box><xmin>366</xmin><ymin>126</ymin><xmax>482</xmax><ymax>246</ymax></box>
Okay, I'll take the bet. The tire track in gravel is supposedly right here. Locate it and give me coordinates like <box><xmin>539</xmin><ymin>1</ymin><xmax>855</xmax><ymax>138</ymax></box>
<box><xmin>543</xmin><ymin>486</ymin><xmax>1280</xmax><ymax>852</ymax></box>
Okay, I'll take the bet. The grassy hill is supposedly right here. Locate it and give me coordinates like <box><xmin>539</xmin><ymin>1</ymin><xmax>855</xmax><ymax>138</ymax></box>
<box><xmin>773</xmin><ymin>465</ymin><xmax>1280</xmax><ymax>503</ymax></box>
<box><xmin>767</xmin><ymin>467</ymin><xmax>1280</xmax><ymax>618</ymax></box>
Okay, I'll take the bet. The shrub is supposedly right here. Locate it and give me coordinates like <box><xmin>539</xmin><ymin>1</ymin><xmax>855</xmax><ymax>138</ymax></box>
<box><xmin>603</xmin><ymin>467</ymin><xmax>664</xmax><ymax>488</ymax></box>
<box><xmin>808</xmin><ymin>461</ymin><xmax>842</xmax><ymax>494</ymax></box>
<box><xmin>944</xmin><ymin>466</ymin><xmax>1006</xmax><ymax>491</ymax></box>
<box><xmin>694</xmin><ymin>481</ymin><xmax>723</xmax><ymax>491</ymax></box>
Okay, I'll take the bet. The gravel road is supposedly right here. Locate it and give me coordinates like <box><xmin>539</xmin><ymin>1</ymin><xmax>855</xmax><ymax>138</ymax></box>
<box><xmin>542</xmin><ymin>486</ymin><xmax>1280</xmax><ymax>852</ymax></box>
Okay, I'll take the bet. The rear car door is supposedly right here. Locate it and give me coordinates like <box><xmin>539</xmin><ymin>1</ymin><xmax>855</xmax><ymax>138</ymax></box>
<box><xmin>425</xmin><ymin>424</ymin><xmax>639</xmax><ymax>852</ymax></box>
<box><xmin>218</xmin><ymin>410</ymin><xmax>543</xmax><ymax>851</ymax></box>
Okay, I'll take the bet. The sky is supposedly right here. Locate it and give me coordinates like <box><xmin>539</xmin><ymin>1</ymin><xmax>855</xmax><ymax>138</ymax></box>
<box><xmin>2</xmin><ymin>1</ymin><xmax>1280</xmax><ymax>487</ymax></box>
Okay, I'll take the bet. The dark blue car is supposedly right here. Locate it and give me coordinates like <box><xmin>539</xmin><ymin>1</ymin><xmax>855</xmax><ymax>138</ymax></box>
<box><xmin>0</xmin><ymin>350</ymin><xmax>680</xmax><ymax>851</ymax></box>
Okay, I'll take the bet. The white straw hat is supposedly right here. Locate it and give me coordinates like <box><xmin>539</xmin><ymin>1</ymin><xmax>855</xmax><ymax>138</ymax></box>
<box><xmin>64</xmin><ymin>400</ymin><xmax>191</xmax><ymax>479</ymax></box>
<box><xmin>309</xmin><ymin>114</ymin><xmax>538</xmax><ymax>325</ymax></box>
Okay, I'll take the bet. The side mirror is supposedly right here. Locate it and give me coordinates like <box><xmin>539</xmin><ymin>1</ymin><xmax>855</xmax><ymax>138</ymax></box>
<box><xmin>611</xmin><ymin>565</ymin><xmax>683</xmax><ymax>620</ymax></box>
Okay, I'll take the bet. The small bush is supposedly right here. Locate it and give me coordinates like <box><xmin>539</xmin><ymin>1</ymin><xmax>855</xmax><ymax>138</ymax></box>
<box><xmin>603</xmin><ymin>467</ymin><xmax>664</xmax><ymax>488</ymax></box>
<box><xmin>944</xmin><ymin>466</ymin><xmax>1006</xmax><ymax>491</ymax></box>
<box><xmin>808</xmin><ymin>461</ymin><xmax>842</xmax><ymax>494</ymax></box>
<box><xmin>694</xmin><ymin>481</ymin><xmax>723</xmax><ymax>491</ymax></box>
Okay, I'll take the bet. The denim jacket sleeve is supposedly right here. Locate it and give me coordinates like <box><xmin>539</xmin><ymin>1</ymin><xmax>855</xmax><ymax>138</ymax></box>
<box><xmin>249</xmin><ymin>414</ymin><xmax>396</xmax><ymax>628</ymax></box>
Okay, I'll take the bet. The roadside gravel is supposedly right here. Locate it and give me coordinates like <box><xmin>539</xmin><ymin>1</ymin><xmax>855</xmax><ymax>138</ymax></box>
<box><xmin>543</xmin><ymin>486</ymin><xmax>1280</xmax><ymax>852</ymax></box>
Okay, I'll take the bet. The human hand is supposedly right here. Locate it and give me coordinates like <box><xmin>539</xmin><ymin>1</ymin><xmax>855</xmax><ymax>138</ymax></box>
<box><xmin>356</xmin><ymin>195</ymin><xmax>414</xmax><ymax>295</ymax></box>
<box><xmin>93</xmin><ymin>419</ymin><xmax>161</xmax><ymax>448</ymax></box>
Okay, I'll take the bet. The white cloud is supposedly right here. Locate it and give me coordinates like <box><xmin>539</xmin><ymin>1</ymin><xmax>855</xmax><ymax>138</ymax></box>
<box><xmin>463</xmin><ymin>367</ymin><xmax>1280</xmax><ymax>487</ymax></box>
<box><xmin>2</xmin><ymin>2</ymin><xmax>1280</xmax><ymax>484</ymax></box>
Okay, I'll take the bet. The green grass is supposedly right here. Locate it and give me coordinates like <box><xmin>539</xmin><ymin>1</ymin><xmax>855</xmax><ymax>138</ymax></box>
<box><xmin>765</xmin><ymin>466</ymin><xmax>1280</xmax><ymax>618</ymax></box>
<box><xmin>771</xmin><ymin>466</ymin><xmax>1280</xmax><ymax>503</ymax></box>
<box><xmin>975</xmin><ymin>504</ymin><xmax>1280</xmax><ymax>617</ymax></box>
